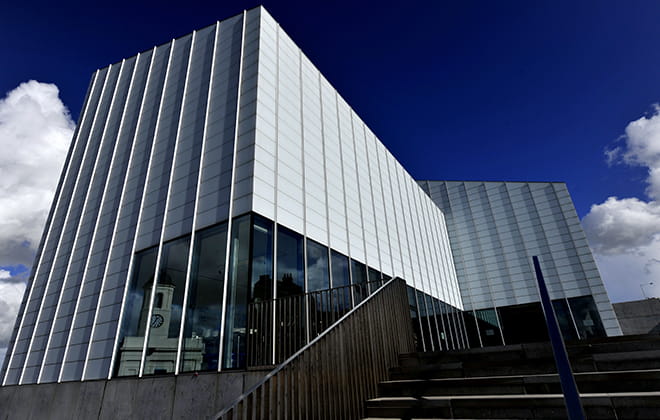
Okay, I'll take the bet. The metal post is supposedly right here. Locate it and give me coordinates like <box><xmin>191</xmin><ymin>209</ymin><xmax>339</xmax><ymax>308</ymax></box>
<box><xmin>533</xmin><ymin>256</ymin><xmax>585</xmax><ymax>420</ymax></box>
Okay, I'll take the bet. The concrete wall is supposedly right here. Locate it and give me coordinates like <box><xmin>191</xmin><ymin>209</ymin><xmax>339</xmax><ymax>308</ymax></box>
<box><xmin>613</xmin><ymin>298</ymin><xmax>660</xmax><ymax>335</ymax></box>
<box><xmin>0</xmin><ymin>369</ymin><xmax>267</xmax><ymax>420</ymax></box>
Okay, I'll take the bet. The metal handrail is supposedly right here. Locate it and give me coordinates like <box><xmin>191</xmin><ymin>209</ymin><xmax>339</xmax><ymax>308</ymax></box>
<box><xmin>214</xmin><ymin>277</ymin><xmax>414</xmax><ymax>419</ymax></box>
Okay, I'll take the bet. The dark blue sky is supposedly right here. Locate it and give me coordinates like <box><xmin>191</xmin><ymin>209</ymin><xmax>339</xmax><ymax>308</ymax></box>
<box><xmin>3</xmin><ymin>0</ymin><xmax>659</xmax><ymax>217</ymax></box>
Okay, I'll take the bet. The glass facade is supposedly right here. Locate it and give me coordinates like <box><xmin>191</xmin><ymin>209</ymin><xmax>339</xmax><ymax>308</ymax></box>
<box><xmin>143</xmin><ymin>236</ymin><xmax>190</xmax><ymax>375</ymax></box>
<box><xmin>276</xmin><ymin>226</ymin><xmax>305</xmax><ymax>298</ymax></box>
<box><xmin>568</xmin><ymin>295</ymin><xmax>607</xmax><ymax>339</ymax></box>
<box><xmin>306</xmin><ymin>240</ymin><xmax>330</xmax><ymax>293</ymax></box>
<box><xmin>180</xmin><ymin>223</ymin><xmax>227</xmax><ymax>372</ymax></box>
<box><xmin>115</xmin><ymin>247</ymin><xmax>158</xmax><ymax>377</ymax></box>
<box><xmin>107</xmin><ymin>212</ymin><xmax>468</xmax><ymax>375</ymax></box>
<box><xmin>222</xmin><ymin>215</ymin><xmax>251</xmax><ymax>369</ymax></box>
<box><xmin>459</xmin><ymin>295</ymin><xmax>606</xmax><ymax>348</ymax></box>
<box><xmin>351</xmin><ymin>259</ymin><xmax>368</xmax><ymax>304</ymax></box>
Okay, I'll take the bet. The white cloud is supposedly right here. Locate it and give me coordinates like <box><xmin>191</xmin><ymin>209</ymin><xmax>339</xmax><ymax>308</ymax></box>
<box><xmin>582</xmin><ymin>197</ymin><xmax>660</xmax><ymax>255</ymax></box>
<box><xmin>583</xmin><ymin>106</ymin><xmax>660</xmax><ymax>302</ymax></box>
<box><xmin>0</xmin><ymin>80</ymin><xmax>74</xmax><ymax>268</ymax></box>
<box><xmin>0</xmin><ymin>279</ymin><xmax>26</xmax><ymax>352</ymax></box>
<box><xmin>0</xmin><ymin>81</ymin><xmax>73</xmax><ymax>362</ymax></box>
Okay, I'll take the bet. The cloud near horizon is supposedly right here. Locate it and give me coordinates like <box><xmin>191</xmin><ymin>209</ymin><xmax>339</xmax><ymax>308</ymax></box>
<box><xmin>0</xmin><ymin>81</ymin><xmax>73</xmax><ymax>361</ymax></box>
<box><xmin>583</xmin><ymin>105</ymin><xmax>660</xmax><ymax>302</ymax></box>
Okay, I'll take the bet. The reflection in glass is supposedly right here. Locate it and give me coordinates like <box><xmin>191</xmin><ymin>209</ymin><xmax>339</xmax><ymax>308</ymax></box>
<box><xmin>275</xmin><ymin>225</ymin><xmax>305</xmax><ymax>362</ymax></box>
<box><xmin>432</xmin><ymin>299</ymin><xmax>450</xmax><ymax>349</ymax></box>
<box><xmin>568</xmin><ymin>295</ymin><xmax>606</xmax><ymax>339</ymax></box>
<box><xmin>407</xmin><ymin>286</ymin><xmax>424</xmax><ymax>352</ymax></box>
<box><xmin>351</xmin><ymin>259</ymin><xmax>367</xmax><ymax>304</ymax></box>
<box><xmin>475</xmin><ymin>308</ymin><xmax>503</xmax><ymax>346</ymax></box>
<box><xmin>247</xmin><ymin>216</ymin><xmax>273</xmax><ymax>366</ymax></box>
<box><xmin>276</xmin><ymin>226</ymin><xmax>304</xmax><ymax>297</ymax></box>
<box><xmin>251</xmin><ymin>216</ymin><xmax>273</xmax><ymax>302</ymax></box>
<box><xmin>331</xmin><ymin>251</ymin><xmax>352</xmax><ymax>314</ymax></box>
<box><xmin>417</xmin><ymin>290</ymin><xmax>434</xmax><ymax>351</ymax></box>
<box><xmin>368</xmin><ymin>267</ymin><xmax>381</xmax><ymax>294</ymax></box>
<box><xmin>180</xmin><ymin>223</ymin><xmax>227</xmax><ymax>373</ymax></box>
<box><xmin>222</xmin><ymin>215</ymin><xmax>251</xmax><ymax>369</ymax></box>
<box><xmin>552</xmin><ymin>299</ymin><xmax>579</xmax><ymax>341</ymax></box>
<box><xmin>143</xmin><ymin>236</ymin><xmax>191</xmax><ymax>375</ymax></box>
<box><xmin>425</xmin><ymin>294</ymin><xmax>441</xmax><ymax>351</ymax></box>
<box><xmin>307</xmin><ymin>239</ymin><xmax>330</xmax><ymax>292</ymax></box>
<box><xmin>115</xmin><ymin>247</ymin><xmax>158</xmax><ymax>377</ymax></box>
<box><xmin>441</xmin><ymin>301</ymin><xmax>456</xmax><ymax>350</ymax></box>
<box><xmin>331</xmin><ymin>251</ymin><xmax>350</xmax><ymax>288</ymax></box>
<box><xmin>462</xmin><ymin>310</ymin><xmax>481</xmax><ymax>348</ymax></box>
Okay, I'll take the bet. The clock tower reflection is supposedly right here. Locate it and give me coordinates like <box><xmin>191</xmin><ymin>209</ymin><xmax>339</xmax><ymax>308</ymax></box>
<box><xmin>117</xmin><ymin>273</ymin><xmax>204</xmax><ymax>376</ymax></box>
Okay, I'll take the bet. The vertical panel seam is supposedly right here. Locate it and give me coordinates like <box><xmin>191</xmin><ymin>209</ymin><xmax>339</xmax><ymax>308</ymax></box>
<box><xmin>176</xmin><ymin>23</ymin><xmax>220</xmax><ymax>374</ymax></box>
<box><xmin>93</xmin><ymin>47</ymin><xmax>158</xmax><ymax>380</ymax></box>
<box><xmin>55</xmin><ymin>56</ymin><xmax>139</xmax><ymax>383</ymax></box>
<box><xmin>20</xmin><ymin>66</ymin><xmax>114</xmax><ymax>385</ymax></box>
<box><xmin>139</xmin><ymin>31</ymin><xmax>197</xmax><ymax>377</ymax></box>
<box><xmin>218</xmin><ymin>10</ymin><xmax>247</xmax><ymax>372</ymax></box>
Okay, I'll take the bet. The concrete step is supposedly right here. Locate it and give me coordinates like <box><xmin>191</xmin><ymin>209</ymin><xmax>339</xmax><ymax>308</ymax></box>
<box><xmin>391</xmin><ymin>350</ymin><xmax>660</xmax><ymax>380</ymax></box>
<box><xmin>365</xmin><ymin>392</ymin><xmax>660</xmax><ymax>419</ymax></box>
<box><xmin>378</xmin><ymin>369</ymin><xmax>660</xmax><ymax>397</ymax></box>
<box><xmin>398</xmin><ymin>335</ymin><xmax>660</xmax><ymax>367</ymax></box>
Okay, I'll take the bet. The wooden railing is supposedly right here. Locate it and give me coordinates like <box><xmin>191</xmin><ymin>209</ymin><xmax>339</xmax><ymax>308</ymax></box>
<box><xmin>215</xmin><ymin>278</ymin><xmax>414</xmax><ymax>419</ymax></box>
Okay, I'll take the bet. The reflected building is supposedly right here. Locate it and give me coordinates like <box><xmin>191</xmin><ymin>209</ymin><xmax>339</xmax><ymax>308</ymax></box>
<box><xmin>117</xmin><ymin>276</ymin><xmax>204</xmax><ymax>376</ymax></box>
<box><xmin>1</xmin><ymin>7</ymin><xmax>620</xmax><ymax>387</ymax></box>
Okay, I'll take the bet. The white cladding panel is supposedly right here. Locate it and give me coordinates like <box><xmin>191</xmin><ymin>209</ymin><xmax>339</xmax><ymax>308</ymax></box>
<box><xmin>253</xmin><ymin>9</ymin><xmax>462</xmax><ymax>306</ymax></box>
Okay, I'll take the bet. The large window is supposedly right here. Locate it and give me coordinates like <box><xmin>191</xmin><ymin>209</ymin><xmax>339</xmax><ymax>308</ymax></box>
<box><xmin>306</xmin><ymin>239</ymin><xmax>330</xmax><ymax>292</ymax></box>
<box><xmin>113</xmin><ymin>211</ymin><xmax>471</xmax><ymax>375</ymax></box>
<box><xmin>222</xmin><ymin>215</ymin><xmax>251</xmax><ymax>369</ymax></box>
<box><xmin>276</xmin><ymin>226</ymin><xmax>304</xmax><ymax>297</ymax></box>
<box><xmin>180</xmin><ymin>223</ymin><xmax>228</xmax><ymax>373</ymax></box>
<box><xmin>475</xmin><ymin>308</ymin><xmax>503</xmax><ymax>346</ymax></box>
<box><xmin>247</xmin><ymin>216</ymin><xmax>273</xmax><ymax>367</ymax></box>
<box><xmin>568</xmin><ymin>296</ymin><xmax>606</xmax><ymax>339</ymax></box>
<box><xmin>552</xmin><ymin>299</ymin><xmax>579</xmax><ymax>341</ymax></box>
<box><xmin>424</xmin><ymin>294</ymin><xmax>442</xmax><ymax>351</ymax></box>
<box><xmin>350</xmin><ymin>259</ymin><xmax>367</xmax><ymax>304</ymax></box>
<box><xmin>331</xmin><ymin>251</ymin><xmax>352</xmax><ymax>312</ymax></box>
<box><xmin>144</xmin><ymin>236</ymin><xmax>190</xmax><ymax>375</ymax></box>
<box><xmin>251</xmin><ymin>216</ymin><xmax>273</xmax><ymax>302</ymax></box>
<box><xmin>368</xmin><ymin>267</ymin><xmax>381</xmax><ymax>294</ymax></box>
<box><xmin>115</xmin><ymin>247</ymin><xmax>158</xmax><ymax>377</ymax></box>
<box><xmin>275</xmin><ymin>226</ymin><xmax>305</xmax><ymax>362</ymax></box>
<box><xmin>407</xmin><ymin>286</ymin><xmax>424</xmax><ymax>351</ymax></box>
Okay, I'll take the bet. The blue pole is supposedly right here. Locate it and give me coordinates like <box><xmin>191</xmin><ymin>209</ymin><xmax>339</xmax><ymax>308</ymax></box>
<box><xmin>532</xmin><ymin>256</ymin><xmax>585</xmax><ymax>420</ymax></box>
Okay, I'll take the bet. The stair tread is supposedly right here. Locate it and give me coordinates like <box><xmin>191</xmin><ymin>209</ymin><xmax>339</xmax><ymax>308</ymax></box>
<box><xmin>373</xmin><ymin>336</ymin><xmax>660</xmax><ymax>419</ymax></box>
<box><xmin>382</xmin><ymin>368</ymin><xmax>660</xmax><ymax>384</ymax></box>
<box><xmin>368</xmin><ymin>391</ymin><xmax>660</xmax><ymax>402</ymax></box>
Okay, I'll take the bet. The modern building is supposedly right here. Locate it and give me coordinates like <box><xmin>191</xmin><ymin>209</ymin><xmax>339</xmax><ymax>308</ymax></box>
<box><xmin>420</xmin><ymin>180</ymin><xmax>621</xmax><ymax>347</ymax></box>
<box><xmin>1</xmin><ymin>6</ymin><xmax>618</xmax><ymax>389</ymax></box>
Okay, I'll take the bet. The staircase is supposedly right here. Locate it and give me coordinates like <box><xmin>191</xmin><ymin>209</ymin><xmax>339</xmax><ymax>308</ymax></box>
<box><xmin>364</xmin><ymin>334</ymin><xmax>660</xmax><ymax>419</ymax></box>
